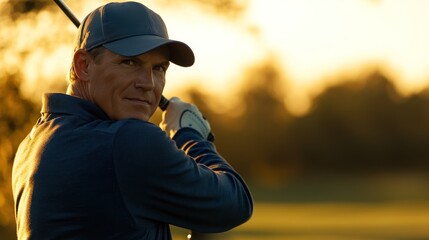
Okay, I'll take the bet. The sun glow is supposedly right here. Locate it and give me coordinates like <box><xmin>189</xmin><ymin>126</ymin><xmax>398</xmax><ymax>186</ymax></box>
<box><xmin>6</xmin><ymin>0</ymin><xmax>429</xmax><ymax>115</ymax></box>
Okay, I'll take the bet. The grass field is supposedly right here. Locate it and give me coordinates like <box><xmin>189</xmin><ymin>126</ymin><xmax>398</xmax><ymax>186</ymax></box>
<box><xmin>172</xmin><ymin>173</ymin><xmax>429</xmax><ymax>239</ymax></box>
<box><xmin>173</xmin><ymin>201</ymin><xmax>429</xmax><ymax>240</ymax></box>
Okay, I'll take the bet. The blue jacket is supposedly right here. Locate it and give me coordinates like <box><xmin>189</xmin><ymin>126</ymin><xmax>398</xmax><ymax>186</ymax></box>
<box><xmin>12</xmin><ymin>93</ymin><xmax>253</xmax><ymax>240</ymax></box>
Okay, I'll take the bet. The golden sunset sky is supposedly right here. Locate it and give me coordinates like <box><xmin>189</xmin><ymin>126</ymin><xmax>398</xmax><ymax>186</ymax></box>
<box><xmin>5</xmin><ymin>0</ymin><xmax>429</xmax><ymax>115</ymax></box>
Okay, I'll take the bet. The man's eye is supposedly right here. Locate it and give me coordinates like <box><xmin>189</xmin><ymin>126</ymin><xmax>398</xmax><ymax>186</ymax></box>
<box><xmin>154</xmin><ymin>65</ymin><xmax>167</xmax><ymax>73</ymax></box>
<box><xmin>121</xmin><ymin>59</ymin><xmax>137</xmax><ymax>66</ymax></box>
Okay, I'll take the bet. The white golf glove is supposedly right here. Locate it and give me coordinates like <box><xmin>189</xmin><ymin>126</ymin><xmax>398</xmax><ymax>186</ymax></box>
<box><xmin>160</xmin><ymin>97</ymin><xmax>212</xmax><ymax>140</ymax></box>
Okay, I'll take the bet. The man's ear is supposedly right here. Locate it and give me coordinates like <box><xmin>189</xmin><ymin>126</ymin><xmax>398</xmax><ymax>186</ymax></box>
<box><xmin>73</xmin><ymin>49</ymin><xmax>92</xmax><ymax>82</ymax></box>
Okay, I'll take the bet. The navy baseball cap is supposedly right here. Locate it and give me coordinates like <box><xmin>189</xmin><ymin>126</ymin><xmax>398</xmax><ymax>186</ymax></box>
<box><xmin>76</xmin><ymin>1</ymin><xmax>194</xmax><ymax>67</ymax></box>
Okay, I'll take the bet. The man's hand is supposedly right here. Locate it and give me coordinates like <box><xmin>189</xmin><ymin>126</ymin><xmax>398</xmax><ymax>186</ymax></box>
<box><xmin>160</xmin><ymin>97</ymin><xmax>212</xmax><ymax>140</ymax></box>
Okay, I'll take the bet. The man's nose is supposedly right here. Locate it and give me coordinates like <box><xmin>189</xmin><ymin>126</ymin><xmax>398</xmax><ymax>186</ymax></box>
<box><xmin>134</xmin><ymin>69</ymin><xmax>154</xmax><ymax>90</ymax></box>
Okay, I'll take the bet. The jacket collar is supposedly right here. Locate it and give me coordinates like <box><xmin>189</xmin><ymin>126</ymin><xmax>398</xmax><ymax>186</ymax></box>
<box><xmin>41</xmin><ymin>93</ymin><xmax>109</xmax><ymax>120</ymax></box>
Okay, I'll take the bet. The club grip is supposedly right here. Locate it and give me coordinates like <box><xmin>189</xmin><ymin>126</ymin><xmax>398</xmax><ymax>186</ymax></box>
<box><xmin>158</xmin><ymin>96</ymin><xmax>215</xmax><ymax>142</ymax></box>
<box><xmin>158</xmin><ymin>95</ymin><xmax>170</xmax><ymax>111</ymax></box>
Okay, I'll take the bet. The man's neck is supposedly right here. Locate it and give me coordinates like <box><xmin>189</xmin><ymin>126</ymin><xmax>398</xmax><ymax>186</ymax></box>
<box><xmin>66</xmin><ymin>83</ymin><xmax>92</xmax><ymax>102</ymax></box>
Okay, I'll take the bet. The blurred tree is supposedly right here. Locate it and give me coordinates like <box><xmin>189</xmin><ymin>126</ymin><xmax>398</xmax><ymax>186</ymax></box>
<box><xmin>287</xmin><ymin>70</ymin><xmax>429</xmax><ymax>173</ymax></box>
<box><xmin>396</xmin><ymin>88</ymin><xmax>429</xmax><ymax>167</ymax></box>
<box><xmin>3</xmin><ymin>0</ymin><xmax>50</xmax><ymax>19</ymax></box>
<box><xmin>237</xmin><ymin>61</ymin><xmax>293</xmax><ymax>183</ymax></box>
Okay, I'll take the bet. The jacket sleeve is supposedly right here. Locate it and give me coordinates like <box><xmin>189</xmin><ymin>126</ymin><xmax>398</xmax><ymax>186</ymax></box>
<box><xmin>113</xmin><ymin>121</ymin><xmax>253</xmax><ymax>233</ymax></box>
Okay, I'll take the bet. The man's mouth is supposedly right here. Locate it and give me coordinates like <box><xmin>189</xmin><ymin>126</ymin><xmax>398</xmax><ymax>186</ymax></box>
<box><xmin>125</xmin><ymin>97</ymin><xmax>151</xmax><ymax>106</ymax></box>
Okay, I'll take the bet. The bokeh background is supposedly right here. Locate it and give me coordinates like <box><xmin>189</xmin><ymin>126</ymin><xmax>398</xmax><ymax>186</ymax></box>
<box><xmin>2</xmin><ymin>0</ymin><xmax>429</xmax><ymax>239</ymax></box>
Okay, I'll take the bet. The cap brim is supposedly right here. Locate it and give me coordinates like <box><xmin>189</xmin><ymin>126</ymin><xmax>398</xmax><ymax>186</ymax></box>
<box><xmin>103</xmin><ymin>35</ymin><xmax>194</xmax><ymax>67</ymax></box>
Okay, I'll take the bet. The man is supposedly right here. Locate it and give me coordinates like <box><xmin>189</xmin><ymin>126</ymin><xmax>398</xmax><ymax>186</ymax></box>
<box><xmin>12</xmin><ymin>2</ymin><xmax>253</xmax><ymax>239</ymax></box>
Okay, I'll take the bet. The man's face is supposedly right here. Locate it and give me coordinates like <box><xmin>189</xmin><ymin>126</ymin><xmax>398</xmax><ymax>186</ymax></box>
<box><xmin>86</xmin><ymin>47</ymin><xmax>170</xmax><ymax>121</ymax></box>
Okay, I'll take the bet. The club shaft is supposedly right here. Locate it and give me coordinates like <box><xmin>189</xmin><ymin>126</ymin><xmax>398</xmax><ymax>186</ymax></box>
<box><xmin>53</xmin><ymin>0</ymin><xmax>80</xmax><ymax>28</ymax></box>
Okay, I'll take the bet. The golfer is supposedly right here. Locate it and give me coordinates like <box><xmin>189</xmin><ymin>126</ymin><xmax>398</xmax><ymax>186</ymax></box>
<box><xmin>12</xmin><ymin>2</ymin><xmax>253</xmax><ymax>239</ymax></box>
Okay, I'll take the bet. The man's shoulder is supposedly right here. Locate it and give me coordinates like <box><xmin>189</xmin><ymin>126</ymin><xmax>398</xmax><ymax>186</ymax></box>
<box><xmin>112</xmin><ymin>119</ymin><xmax>176</xmax><ymax>158</ymax></box>
<box><xmin>89</xmin><ymin>119</ymin><xmax>154</xmax><ymax>133</ymax></box>
<box><xmin>114</xmin><ymin>119</ymin><xmax>158</xmax><ymax>132</ymax></box>
<box><xmin>112</xmin><ymin>119</ymin><xmax>168</xmax><ymax>143</ymax></box>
